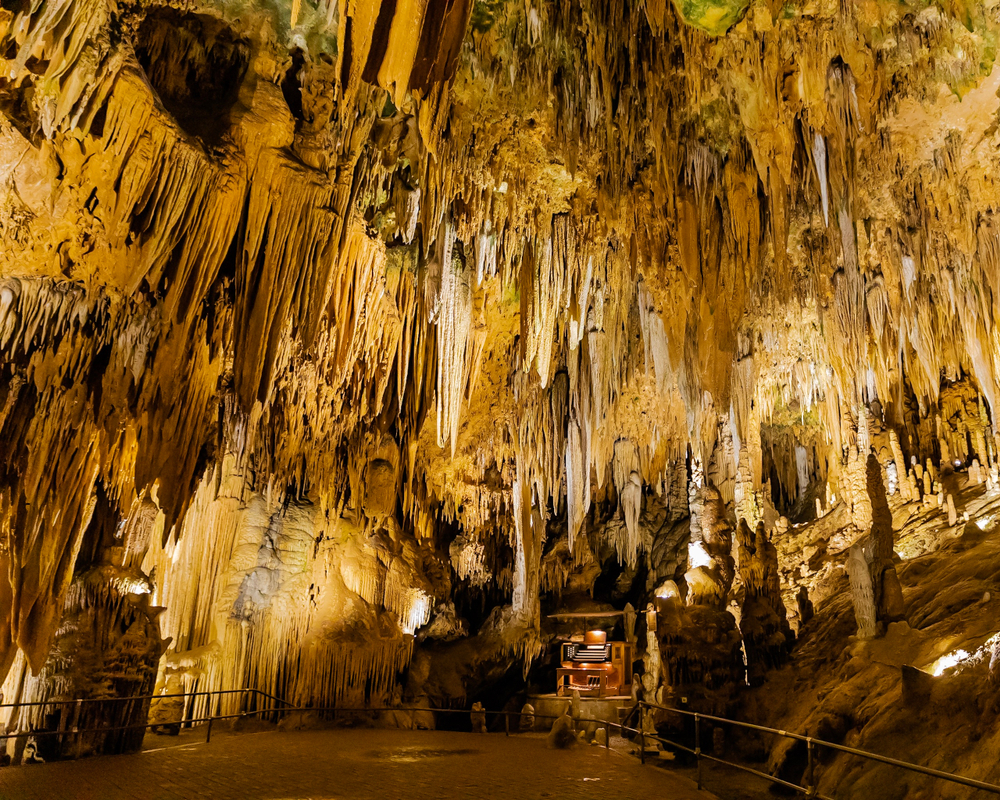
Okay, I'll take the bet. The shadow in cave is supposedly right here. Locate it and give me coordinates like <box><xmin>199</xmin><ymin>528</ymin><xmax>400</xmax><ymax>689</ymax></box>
<box><xmin>134</xmin><ymin>8</ymin><xmax>250</xmax><ymax>145</ymax></box>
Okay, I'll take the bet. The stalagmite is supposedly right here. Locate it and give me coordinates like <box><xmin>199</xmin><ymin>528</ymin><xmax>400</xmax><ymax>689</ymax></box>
<box><xmin>889</xmin><ymin>431</ymin><xmax>916</xmax><ymax>502</ymax></box>
<box><xmin>867</xmin><ymin>454</ymin><xmax>906</xmax><ymax>625</ymax></box>
<box><xmin>844</xmin><ymin>445</ymin><xmax>873</xmax><ymax>533</ymax></box>
<box><xmin>886</xmin><ymin>459</ymin><xmax>898</xmax><ymax>497</ymax></box>
<box><xmin>848</xmin><ymin>545</ymin><xmax>878</xmax><ymax>640</ymax></box>
<box><xmin>736</xmin><ymin>520</ymin><xmax>792</xmax><ymax>686</ymax></box>
<box><xmin>519</xmin><ymin>703</ymin><xmax>535</xmax><ymax>732</ymax></box>
<box><xmin>735</xmin><ymin>438</ymin><xmax>762</xmax><ymax>530</ymax></box>
<box><xmin>642</xmin><ymin>603</ymin><xmax>662</xmax><ymax>703</ymax></box>
<box><xmin>470</xmin><ymin>702</ymin><xmax>486</xmax><ymax>733</ymax></box>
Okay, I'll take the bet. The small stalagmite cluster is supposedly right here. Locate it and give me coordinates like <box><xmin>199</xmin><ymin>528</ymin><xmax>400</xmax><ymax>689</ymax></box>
<box><xmin>1</xmin><ymin>0</ymin><xmax>1000</xmax><ymax>792</ymax></box>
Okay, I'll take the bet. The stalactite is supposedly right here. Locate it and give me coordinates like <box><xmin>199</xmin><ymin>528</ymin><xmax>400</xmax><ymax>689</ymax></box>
<box><xmin>565</xmin><ymin>417</ymin><xmax>585</xmax><ymax>554</ymax></box>
<box><xmin>436</xmin><ymin>245</ymin><xmax>473</xmax><ymax>456</ymax></box>
<box><xmin>450</xmin><ymin>532</ymin><xmax>489</xmax><ymax>587</ymax></box>
<box><xmin>141</xmin><ymin>461</ymin><xmax>436</xmax><ymax>712</ymax></box>
<box><xmin>510</xmin><ymin>469</ymin><xmax>540</xmax><ymax>629</ymax></box>
<box><xmin>638</xmin><ymin>281</ymin><xmax>671</xmax><ymax>392</ymax></box>
<box><xmin>4</xmin><ymin>0</ymin><xmax>1000</xmax><ymax>726</ymax></box>
<box><xmin>612</xmin><ymin>439</ymin><xmax>643</xmax><ymax>567</ymax></box>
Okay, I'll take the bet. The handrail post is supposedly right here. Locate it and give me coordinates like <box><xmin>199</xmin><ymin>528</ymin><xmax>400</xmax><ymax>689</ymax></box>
<box><xmin>694</xmin><ymin>713</ymin><xmax>702</xmax><ymax>791</ymax></box>
<box><xmin>73</xmin><ymin>698</ymin><xmax>83</xmax><ymax>760</ymax></box>
<box><xmin>206</xmin><ymin>716</ymin><xmax>213</xmax><ymax>744</ymax></box>
<box><xmin>639</xmin><ymin>703</ymin><xmax>645</xmax><ymax>764</ymax></box>
<box><xmin>805</xmin><ymin>737</ymin><xmax>815</xmax><ymax>797</ymax></box>
<box><xmin>505</xmin><ymin>712</ymin><xmax>509</xmax><ymax>737</ymax></box>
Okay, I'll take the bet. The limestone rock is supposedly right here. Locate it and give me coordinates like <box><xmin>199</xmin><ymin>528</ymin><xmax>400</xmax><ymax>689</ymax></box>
<box><xmin>471</xmin><ymin>702</ymin><xmax>487</xmax><ymax>734</ymax></box>
<box><xmin>547</xmin><ymin>713</ymin><xmax>577</xmax><ymax>749</ymax></box>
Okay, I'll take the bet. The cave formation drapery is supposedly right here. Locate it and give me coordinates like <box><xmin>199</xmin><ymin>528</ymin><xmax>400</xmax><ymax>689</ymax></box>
<box><xmin>2</xmin><ymin>0</ymin><xmax>1000</xmax><ymax>789</ymax></box>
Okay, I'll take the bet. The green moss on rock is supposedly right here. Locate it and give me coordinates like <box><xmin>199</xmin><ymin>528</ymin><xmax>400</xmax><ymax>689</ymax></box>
<box><xmin>670</xmin><ymin>0</ymin><xmax>750</xmax><ymax>35</ymax></box>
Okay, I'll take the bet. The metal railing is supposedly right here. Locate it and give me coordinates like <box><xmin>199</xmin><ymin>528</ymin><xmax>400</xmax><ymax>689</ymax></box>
<box><xmin>0</xmin><ymin>688</ymin><xmax>288</xmax><ymax>758</ymax></box>
<box><xmin>3</xmin><ymin>691</ymin><xmax>999</xmax><ymax>798</ymax></box>
<box><xmin>633</xmin><ymin>700</ymin><xmax>1000</xmax><ymax>798</ymax></box>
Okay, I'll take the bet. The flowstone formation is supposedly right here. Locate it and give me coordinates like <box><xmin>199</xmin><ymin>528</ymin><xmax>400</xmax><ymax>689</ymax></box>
<box><xmin>0</xmin><ymin>0</ymin><xmax>999</xmax><ymax>788</ymax></box>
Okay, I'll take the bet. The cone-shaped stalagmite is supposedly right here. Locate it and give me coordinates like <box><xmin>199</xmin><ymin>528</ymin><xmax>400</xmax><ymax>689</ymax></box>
<box><xmin>867</xmin><ymin>453</ymin><xmax>906</xmax><ymax>627</ymax></box>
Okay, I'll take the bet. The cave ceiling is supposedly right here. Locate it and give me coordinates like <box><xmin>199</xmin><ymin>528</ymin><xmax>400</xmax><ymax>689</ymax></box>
<box><xmin>1</xmin><ymin>0</ymin><xmax>1000</xmax><ymax>708</ymax></box>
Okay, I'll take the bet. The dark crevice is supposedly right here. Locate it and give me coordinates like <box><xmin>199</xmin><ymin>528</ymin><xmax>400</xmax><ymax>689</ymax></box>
<box><xmin>134</xmin><ymin>8</ymin><xmax>250</xmax><ymax>145</ymax></box>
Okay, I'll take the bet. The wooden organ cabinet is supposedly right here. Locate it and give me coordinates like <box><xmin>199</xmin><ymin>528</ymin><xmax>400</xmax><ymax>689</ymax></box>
<box><xmin>556</xmin><ymin>630</ymin><xmax>633</xmax><ymax>698</ymax></box>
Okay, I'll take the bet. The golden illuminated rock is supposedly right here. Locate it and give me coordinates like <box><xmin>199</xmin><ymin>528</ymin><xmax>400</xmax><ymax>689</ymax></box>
<box><xmin>0</xmin><ymin>0</ymin><xmax>999</xmax><ymax>789</ymax></box>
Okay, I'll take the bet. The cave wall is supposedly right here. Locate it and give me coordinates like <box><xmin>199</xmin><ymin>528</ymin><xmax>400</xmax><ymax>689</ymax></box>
<box><xmin>0</xmin><ymin>0</ymin><xmax>999</xmax><ymax>765</ymax></box>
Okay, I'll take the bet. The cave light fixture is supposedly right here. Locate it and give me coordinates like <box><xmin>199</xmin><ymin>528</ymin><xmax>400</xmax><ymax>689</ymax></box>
<box><xmin>931</xmin><ymin>649</ymin><xmax>972</xmax><ymax>677</ymax></box>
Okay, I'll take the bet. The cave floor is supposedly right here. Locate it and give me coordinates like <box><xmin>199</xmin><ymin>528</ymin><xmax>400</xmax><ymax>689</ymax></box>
<box><xmin>0</xmin><ymin>728</ymin><xmax>715</xmax><ymax>800</ymax></box>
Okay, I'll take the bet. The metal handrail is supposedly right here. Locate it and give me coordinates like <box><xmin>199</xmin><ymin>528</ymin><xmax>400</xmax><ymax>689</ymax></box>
<box><xmin>0</xmin><ymin>688</ymin><xmax>277</xmax><ymax>748</ymax></box>
<box><xmin>4</xmin><ymin>689</ymin><xmax>997</xmax><ymax>799</ymax></box>
<box><xmin>0</xmin><ymin>694</ymin><xmax>632</xmax><ymax>748</ymax></box>
<box><xmin>638</xmin><ymin>700</ymin><xmax>1000</xmax><ymax>797</ymax></box>
<box><xmin>252</xmin><ymin>689</ymin><xmax>294</xmax><ymax>708</ymax></box>
<box><xmin>0</xmin><ymin>688</ymin><xmax>256</xmax><ymax>709</ymax></box>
